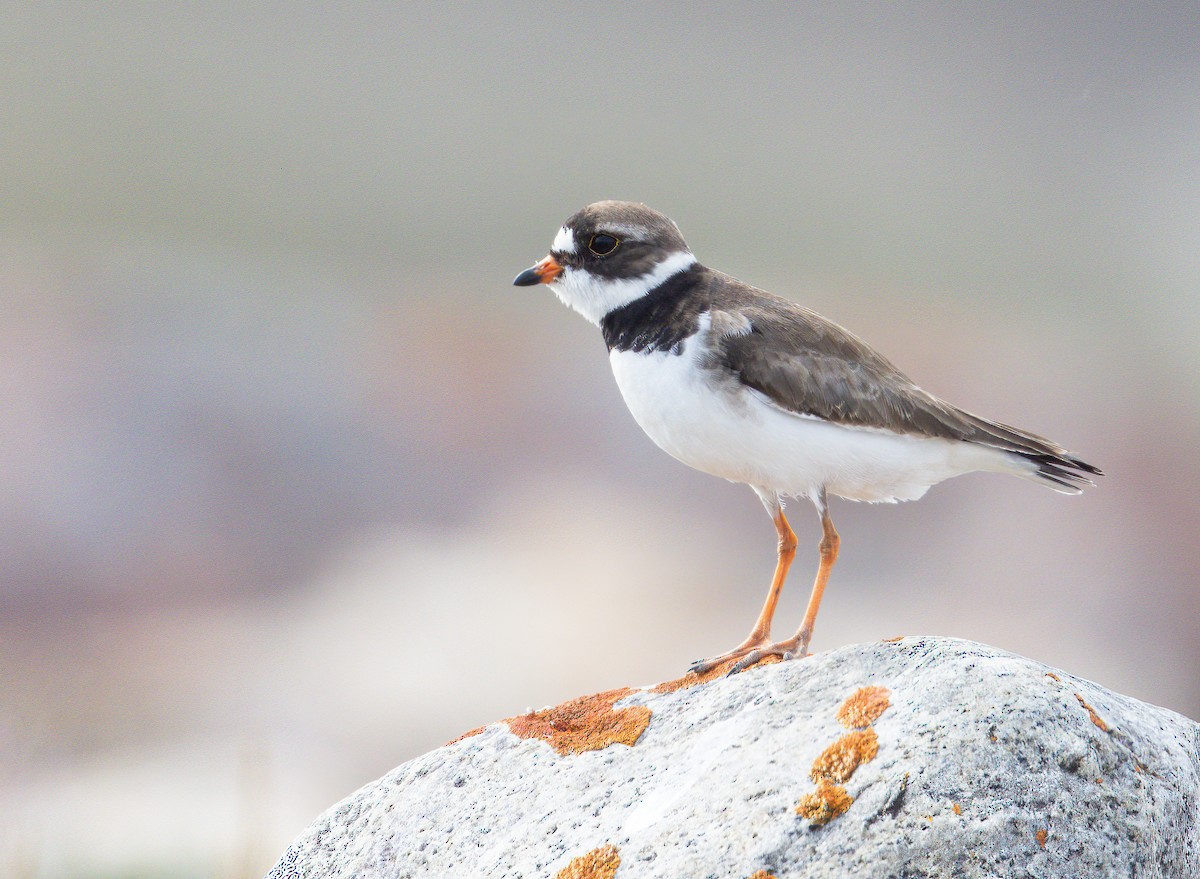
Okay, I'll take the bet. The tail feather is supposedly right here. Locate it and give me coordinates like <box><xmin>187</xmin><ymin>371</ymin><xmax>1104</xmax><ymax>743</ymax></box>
<box><xmin>953</xmin><ymin>411</ymin><xmax>1102</xmax><ymax>494</ymax></box>
<box><xmin>1011</xmin><ymin>451</ymin><xmax>1103</xmax><ymax>495</ymax></box>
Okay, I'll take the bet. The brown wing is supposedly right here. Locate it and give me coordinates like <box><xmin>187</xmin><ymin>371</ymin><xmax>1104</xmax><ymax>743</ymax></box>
<box><xmin>706</xmin><ymin>272</ymin><xmax>1093</xmax><ymax>469</ymax></box>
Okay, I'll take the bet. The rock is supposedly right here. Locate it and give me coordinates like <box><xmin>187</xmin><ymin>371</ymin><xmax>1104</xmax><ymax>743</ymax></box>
<box><xmin>267</xmin><ymin>637</ymin><xmax>1200</xmax><ymax>878</ymax></box>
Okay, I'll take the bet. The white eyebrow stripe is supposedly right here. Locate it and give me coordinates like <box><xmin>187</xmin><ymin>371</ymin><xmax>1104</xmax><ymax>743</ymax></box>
<box><xmin>552</xmin><ymin>226</ymin><xmax>576</xmax><ymax>255</ymax></box>
<box><xmin>597</xmin><ymin>222</ymin><xmax>651</xmax><ymax>241</ymax></box>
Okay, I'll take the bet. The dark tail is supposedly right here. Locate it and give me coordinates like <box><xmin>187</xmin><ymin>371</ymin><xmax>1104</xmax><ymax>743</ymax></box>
<box><xmin>954</xmin><ymin>411</ymin><xmax>1103</xmax><ymax>495</ymax></box>
<box><xmin>1019</xmin><ymin>451</ymin><xmax>1103</xmax><ymax>494</ymax></box>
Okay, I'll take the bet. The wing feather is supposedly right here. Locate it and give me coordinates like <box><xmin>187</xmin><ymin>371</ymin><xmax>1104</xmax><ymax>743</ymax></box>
<box><xmin>703</xmin><ymin>271</ymin><xmax>1097</xmax><ymax>474</ymax></box>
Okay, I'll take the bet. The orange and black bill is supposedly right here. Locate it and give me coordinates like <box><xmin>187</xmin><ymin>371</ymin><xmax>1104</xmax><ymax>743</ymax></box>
<box><xmin>513</xmin><ymin>255</ymin><xmax>563</xmax><ymax>286</ymax></box>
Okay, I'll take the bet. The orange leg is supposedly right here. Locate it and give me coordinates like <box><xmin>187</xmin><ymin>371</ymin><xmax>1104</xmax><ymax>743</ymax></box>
<box><xmin>727</xmin><ymin>494</ymin><xmax>839</xmax><ymax>675</ymax></box>
<box><xmin>689</xmin><ymin>503</ymin><xmax>798</xmax><ymax>674</ymax></box>
<box><xmin>787</xmin><ymin>506</ymin><xmax>840</xmax><ymax>657</ymax></box>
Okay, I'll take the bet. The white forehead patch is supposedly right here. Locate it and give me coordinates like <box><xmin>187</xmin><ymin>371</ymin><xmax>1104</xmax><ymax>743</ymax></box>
<box><xmin>551</xmin><ymin>226</ymin><xmax>576</xmax><ymax>255</ymax></box>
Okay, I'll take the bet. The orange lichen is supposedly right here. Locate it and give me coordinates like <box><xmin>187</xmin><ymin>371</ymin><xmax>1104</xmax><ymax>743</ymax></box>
<box><xmin>882</xmin><ymin>635</ymin><xmax>905</xmax><ymax>643</ymax></box>
<box><xmin>447</xmin><ymin>689</ymin><xmax>651</xmax><ymax>753</ymax></box>
<box><xmin>1036</xmin><ymin>828</ymin><xmax>1048</xmax><ymax>849</ymax></box>
<box><xmin>1045</xmin><ymin>672</ymin><xmax>1061</xmax><ymax>681</ymax></box>
<box><xmin>745</xmin><ymin>872</ymin><xmax>778</xmax><ymax>879</ymax></box>
<box><xmin>952</xmin><ymin>802</ymin><xmax>962</xmax><ymax>816</ymax></box>
<box><xmin>795</xmin><ymin>779</ymin><xmax>853</xmax><ymax>824</ymax></box>
<box><xmin>446</xmin><ymin>724</ymin><xmax>486</xmax><ymax>746</ymax></box>
<box><xmin>555</xmin><ymin>844</ymin><xmax>620</xmax><ymax>879</ymax></box>
<box><xmin>1074</xmin><ymin>693</ymin><xmax>1110</xmax><ymax>732</ymax></box>
<box><xmin>652</xmin><ymin>653</ymin><xmax>783</xmax><ymax>693</ymax></box>
<box><xmin>794</xmin><ymin>684</ymin><xmax>891</xmax><ymax>823</ymax></box>
<box><xmin>505</xmin><ymin>688</ymin><xmax>650</xmax><ymax>755</ymax></box>
<box><xmin>836</xmin><ymin>685</ymin><xmax>891</xmax><ymax>728</ymax></box>
<box><xmin>810</xmin><ymin>728</ymin><xmax>879</xmax><ymax>783</ymax></box>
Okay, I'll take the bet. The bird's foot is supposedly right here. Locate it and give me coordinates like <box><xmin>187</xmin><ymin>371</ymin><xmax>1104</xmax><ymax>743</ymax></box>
<box><xmin>726</xmin><ymin>640</ymin><xmax>809</xmax><ymax>676</ymax></box>
<box><xmin>688</xmin><ymin>634</ymin><xmax>773</xmax><ymax>676</ymax></box>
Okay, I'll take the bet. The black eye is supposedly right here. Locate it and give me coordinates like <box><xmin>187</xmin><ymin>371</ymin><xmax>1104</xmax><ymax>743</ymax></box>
<box><xmin>588</xmin><ymin>233</ymin><xmax>619</xmax><ymax>255</ymax></box>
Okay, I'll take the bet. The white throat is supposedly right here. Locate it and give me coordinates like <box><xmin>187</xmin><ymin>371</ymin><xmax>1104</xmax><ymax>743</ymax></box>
<box><xmin>548</xmin><ymin>250</ymin><xmax>697</xmax><ymax>326</ymax></box>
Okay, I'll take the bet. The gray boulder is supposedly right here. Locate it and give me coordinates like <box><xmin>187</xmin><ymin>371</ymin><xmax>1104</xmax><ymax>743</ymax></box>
<box><xmin>268</xmin><ymin>637</ymin><xmax>1199</xmax><ymax>878</ymax></box>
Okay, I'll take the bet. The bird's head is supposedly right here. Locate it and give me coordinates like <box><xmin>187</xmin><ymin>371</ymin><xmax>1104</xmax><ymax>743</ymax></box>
<box><xmin>513</xmin><ymin>201</ymin><xmax>696</xmax><ymax>325</ymax></box>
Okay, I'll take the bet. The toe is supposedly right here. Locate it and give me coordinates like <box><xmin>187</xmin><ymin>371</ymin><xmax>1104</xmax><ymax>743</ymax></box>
<box><xmin>726</xmin><ymin>651</ymin><xmax>763</xmax><ymax>676</ymax></box>
<box><xmin>725</xmin><ymin>642</ymin><xmax>808</xmax><ymax>675</ymax></box>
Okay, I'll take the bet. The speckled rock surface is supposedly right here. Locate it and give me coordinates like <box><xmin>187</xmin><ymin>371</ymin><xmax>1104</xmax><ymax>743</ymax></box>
<box><xmin>267</xmin><ymin>637</ymin><xmax>1200</xmax><ymax>878</ymax></box>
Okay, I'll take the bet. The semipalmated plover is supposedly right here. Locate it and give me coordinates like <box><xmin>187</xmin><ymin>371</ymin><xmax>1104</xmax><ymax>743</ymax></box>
<box><xmin>514</xmin><ymin>201</ymin><xmax>1101</xmax><ymax>674</ymax></box>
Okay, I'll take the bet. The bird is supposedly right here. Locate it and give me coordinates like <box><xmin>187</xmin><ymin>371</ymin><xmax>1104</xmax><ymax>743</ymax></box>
<box><xmin>513</xmin><ymin>201</ymin><xmax>1101</xmax><ymax>675</ymax></box>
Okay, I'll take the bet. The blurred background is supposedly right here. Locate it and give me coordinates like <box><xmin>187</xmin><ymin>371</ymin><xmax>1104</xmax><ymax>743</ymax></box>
<box><xmin>2</xmin><ymin>3</ymin><xmax>1197</xmax><ymax>876</ymax></box>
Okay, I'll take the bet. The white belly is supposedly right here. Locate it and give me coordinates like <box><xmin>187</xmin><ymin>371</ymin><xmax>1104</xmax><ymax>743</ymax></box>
<box><xmin>609</xmin><ymin>338</ymin><xmax>1000</xmax><ymax>503</ymax></box>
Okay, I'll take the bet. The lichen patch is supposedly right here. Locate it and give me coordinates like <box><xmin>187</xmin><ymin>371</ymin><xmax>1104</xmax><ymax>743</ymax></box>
<box><xmin>1074</xmin><ymin>693</ymin><xmax>1110</xmax><ymax>732</ymax></box>
<box><xmin>810</xmin><ymin>728</ymin><xmax>879</xmax><ymax>783</ymax></box>
<box><xmin>745</xmin><ymin>872</ymin><xmax>778</xmax><ymax>879</ymax></box>
<box><xmin>836</xmin><ymin>685</ymin><xmax>891</xmax><ymax>728</ymax></box>
<box><xmin>555</xmin><ymin>844</ymin><xmax>620</xmax><ymax>879</ymax></box>
<box><xmin>1036</xmin><ymin>828</ymin><xmax>1048</xmax><ymax>849</ymax></box>
<box><xmin>445</xmin><ymin>724</ymin><xmax>486</xmax><ymax>746</ymax></box>
<box><xmin>505</xmin><ymin>688</ymin><xmax>651</xmax><ymax>755</ymax></box>
<box><xmin>449</xmin><ymin>689</ymin><xmax>651</xmax><ymax>754</ymax></box>
<box><xmin>795</xmin><ymin>779</ymin><xmax>853</xmax><ymax>824</ymax></box>
<box><xmin>795</xmin><ymin>684</ymin><xmax>892</xmax><ymax>824</ymax></box>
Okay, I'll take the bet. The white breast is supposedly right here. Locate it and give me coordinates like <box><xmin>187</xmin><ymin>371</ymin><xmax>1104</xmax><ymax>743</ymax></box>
<box><xmin>608</xmin><ymin>316</ymin><xmax>1006</xmax><ymax>503</ymax></box>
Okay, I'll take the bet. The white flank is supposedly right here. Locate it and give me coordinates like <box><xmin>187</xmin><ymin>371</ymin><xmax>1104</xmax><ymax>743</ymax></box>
<box><xmin>549</xmin><ymin>250</ymin><xmax>696</xmax><ymax>326</ymax></box>
<box><xmin>551</xmin><ymin>226</ymin><xmax>576</xmax><ymax>255</ymax></box>
<box><xmin>609</xmin><ymin>313</ymin><xmax>1010</xmax><ymax>503</ymax></box>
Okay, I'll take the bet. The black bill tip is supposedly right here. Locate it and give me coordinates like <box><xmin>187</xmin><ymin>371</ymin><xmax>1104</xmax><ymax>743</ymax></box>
<box><xmin>513</xmin><ymin>266</ymin><xmax>542</xmax><ymax>286</ymax></box>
